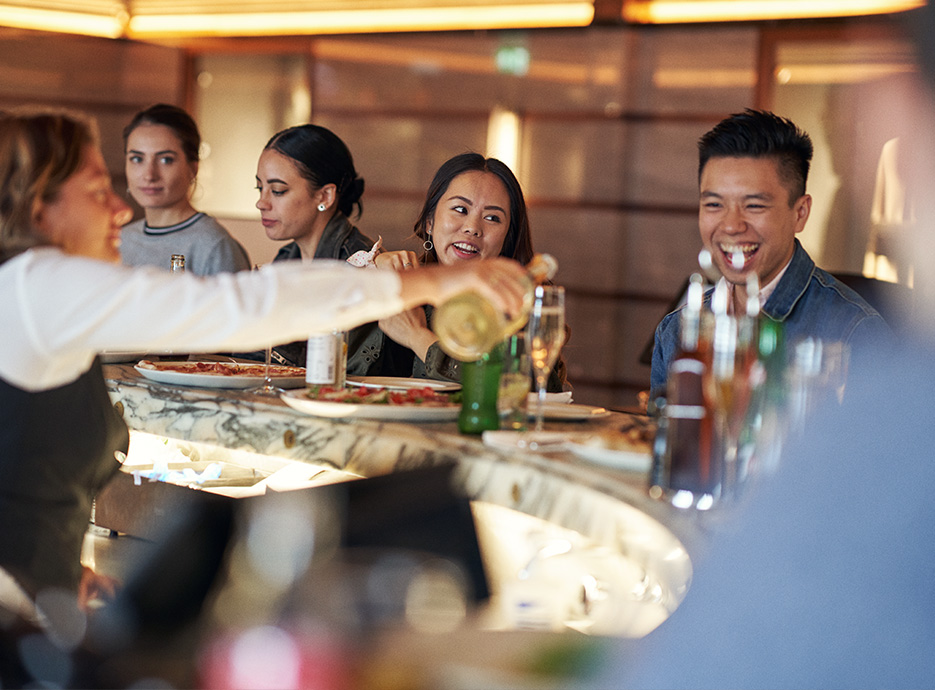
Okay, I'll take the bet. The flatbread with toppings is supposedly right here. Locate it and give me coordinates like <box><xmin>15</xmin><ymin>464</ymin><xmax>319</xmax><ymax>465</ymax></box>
<box><xmin>306</xmin><ymin>384</ymin><xmax>457</xmax><ymax>407</ymax></box>
<box><xmin>136</xmin><ymin>360</ymin><xmax>305</xmax><ymax>378</ymax></box>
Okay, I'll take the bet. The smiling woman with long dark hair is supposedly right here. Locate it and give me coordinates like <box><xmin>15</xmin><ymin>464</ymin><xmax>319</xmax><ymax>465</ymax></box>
<box><xmin>370</xmin><ymin>152</ymin><xmax>567</xmax><ymax>391</ymax></box>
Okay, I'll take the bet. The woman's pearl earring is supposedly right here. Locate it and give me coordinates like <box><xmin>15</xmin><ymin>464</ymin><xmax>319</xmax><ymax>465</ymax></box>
<box><xmin>317</xmin><ymin>203</ymin><xmax>327</xmax><ymax>212</ymax></box>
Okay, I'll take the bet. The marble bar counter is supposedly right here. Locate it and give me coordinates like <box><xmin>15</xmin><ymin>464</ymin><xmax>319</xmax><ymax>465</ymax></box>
<box><xmin>101</xmin><ymin>363</ymin><xmax>704</xmax><ymax>639</ymax></box>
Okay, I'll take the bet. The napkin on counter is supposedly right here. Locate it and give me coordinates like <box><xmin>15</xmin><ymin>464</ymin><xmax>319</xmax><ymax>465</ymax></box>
<box><xmin>527</xmin><ymin>391</ymin><xmax>573</xmax><ymax>405</ymax></box>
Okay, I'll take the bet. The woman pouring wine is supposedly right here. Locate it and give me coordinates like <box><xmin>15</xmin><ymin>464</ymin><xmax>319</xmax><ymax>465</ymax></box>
<box><xmin>0</xmin><ymin>109</ymin><xmax>528</xmax><ymax>626</ymax></box>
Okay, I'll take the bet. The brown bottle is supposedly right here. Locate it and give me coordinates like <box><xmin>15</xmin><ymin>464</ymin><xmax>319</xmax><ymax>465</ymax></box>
<box><xmin>658</xmin><ymin>274</ymin><xmax>717</xmax><ymax>505</ymax></box>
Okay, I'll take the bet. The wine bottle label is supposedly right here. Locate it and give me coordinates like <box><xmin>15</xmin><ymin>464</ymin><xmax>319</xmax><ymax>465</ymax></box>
<box><xmin>306</xmin><ymin>332</ymin><xmax>344</xmax><ymax>386</ymax></box>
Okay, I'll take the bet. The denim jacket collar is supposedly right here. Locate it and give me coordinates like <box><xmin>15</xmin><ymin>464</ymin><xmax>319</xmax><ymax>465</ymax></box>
<box><xmin>761</xmin><ymin>239</ymin><xmax>813</xmax><ymax>323</ymax></box>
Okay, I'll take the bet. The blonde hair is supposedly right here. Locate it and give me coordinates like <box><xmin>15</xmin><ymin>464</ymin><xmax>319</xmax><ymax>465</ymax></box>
<box><xmin>0</xmin><ymin>109</ymin><xmax>97</xmax><ymax>262</ymax></box>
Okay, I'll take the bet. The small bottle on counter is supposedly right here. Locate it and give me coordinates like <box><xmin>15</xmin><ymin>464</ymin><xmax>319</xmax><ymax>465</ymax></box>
<box><xmin>306</xmin><ymin>330</ymin><xmax>347</xmax><ymax>389</ymax></box>
<box><xmin>458</xmin><ymin>343</ymin><xmax>504</xmax><ymax>435</ymax></box>
<box><xmin>650</xmin><ymin>274</ymin><xmax>716</xmax><ymax>507</ymax></box>
<box><xmin>170</xmin><ymin>254</ymin><xmax>185</xmax><ymax>272</ymax></box>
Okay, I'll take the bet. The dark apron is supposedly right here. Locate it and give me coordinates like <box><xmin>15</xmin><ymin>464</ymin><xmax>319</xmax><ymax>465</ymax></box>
<box><xmin>0</xmin><ymin>357</ymin><xmax>129</xmax><ymax>597</ymax></box>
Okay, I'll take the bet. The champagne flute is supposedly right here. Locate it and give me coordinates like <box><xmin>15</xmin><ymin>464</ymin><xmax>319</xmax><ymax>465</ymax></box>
<box><xmin>526</xmin><ymin>285</ymin><xmax>566</xmax><ymax>433</ymax></box>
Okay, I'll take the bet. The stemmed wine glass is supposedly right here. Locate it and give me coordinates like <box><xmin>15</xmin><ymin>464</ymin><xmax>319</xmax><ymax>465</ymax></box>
<box><xmin>247</xmin><ymin>264</ymin><xmax>284</xmax><ymax>396</ymax></box>
<box><xmin>526</xmin><ymin>285</ymin><xmax>566</xmax><ymax>433</ymax></box>
<box><xmin>247</xmin><ymin>342</ymin><xmax>284</xmax><ymax>396</ymax></box>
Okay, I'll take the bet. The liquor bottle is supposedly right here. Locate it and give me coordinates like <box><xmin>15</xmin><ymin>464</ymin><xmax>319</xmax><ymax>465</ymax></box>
<box><xmin>653</xmin><ymin>274</ymin><xmax>717</xmax><ymax>506</ymax></box>
<box><xmin>434</xmin><ymin>253</ymin><xmax>558</xmax><ymax>361</ymax></box>
<box><xmin>170</xmin><ymin>254</ymin><xmax>185</xmax><ymax>272</ymax></box>
<box><xmin>743</xmin><ymin>315</ymin><xmax>787</xmax><ymax>475</ymax></box>
<box><xmin>728</xmin><ymin>272</ymin><xmax>763</xmax><ymax>495</ymax></box>
<box><xmin>458</xmin><ymin>343</ymin><xmax>504</xmax><ymax>434</ymax></box>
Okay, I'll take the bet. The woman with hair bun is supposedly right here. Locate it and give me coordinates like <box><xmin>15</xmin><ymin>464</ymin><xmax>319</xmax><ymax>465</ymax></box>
<box><xmin>121</xmin><ymin>103</ymin><xmax>250</xmax><ymax>275</ymax></box>
<box><xmin>254</xmin><ymin>123</ymin><xmax>382</xmax><ymax>372</ymax></box>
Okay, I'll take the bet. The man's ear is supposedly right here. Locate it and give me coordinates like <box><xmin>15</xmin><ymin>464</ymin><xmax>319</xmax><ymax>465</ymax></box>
<box><xmin>794</xmin><ymin>194</ymin><xmax>812</xmax><ymax>233</ymax></box>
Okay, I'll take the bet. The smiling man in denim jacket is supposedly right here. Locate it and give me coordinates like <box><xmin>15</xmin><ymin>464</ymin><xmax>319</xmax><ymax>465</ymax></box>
<box><xmin>650</xmin><ymin>109</ymin><xmax>892</xmax><ymax>400</ymax></box>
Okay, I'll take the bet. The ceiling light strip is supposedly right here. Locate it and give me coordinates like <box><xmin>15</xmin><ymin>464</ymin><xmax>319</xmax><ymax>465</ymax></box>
<box><xmin>0</xmin><ymin>4</ymin><xmax>124</xmax><ymax>36</ymax></box>
<box><xmin>127</xmin><ymin>4</ymin><xmax>595</xmax><ymax>37</ymax></box>
<box><xmin>623</xmin><ymin>0</ymin><xmax>925</xmax><ymax>23</ymax></box>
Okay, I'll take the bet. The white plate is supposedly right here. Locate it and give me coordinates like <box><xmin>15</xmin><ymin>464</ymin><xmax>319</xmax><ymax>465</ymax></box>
<box><xmin>526</xmin><ymin>391</ymin><xmax>573</xmax><ymax>405</ymax></box>
<box><xmin>346</xmin><ymin>376</ymin><xmax>461</xmax><ymax>393</ymax></box>
<box><xmin>567</xmin><ymin>441</ymin><xmax>652</xmax><ymax>472</ymax></box>
<box><xmin>529</xmin><ymin>402</ymin><xmax>610</xmax><ymax>421</ymax></box>
<box><xmin>280</xmin><ymin>389</ymin><xmax>460</xmax><ymax>421</ymax></box>
<box><xmin>134</xmin><ymin>362</ymin><xmax>306</xmax><ymax>390</ymax></box>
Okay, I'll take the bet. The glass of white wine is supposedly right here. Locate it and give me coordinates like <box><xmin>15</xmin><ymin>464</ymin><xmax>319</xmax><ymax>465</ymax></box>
<box><xmin>526</xmin><ymin>285</ymin><xmax>566</xmax><ymax>433</ymax></box>
<box><xmin>498</xmin><ymin>332</ymin><xmax>532</xmax><ymax>431</ymax></box>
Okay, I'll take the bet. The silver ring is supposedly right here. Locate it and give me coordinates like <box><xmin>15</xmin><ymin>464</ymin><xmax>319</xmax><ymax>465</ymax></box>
<box><xmin>403</xmin><ymin>262</ymin><xmax>413</xmax><ymax>267</ymax></box>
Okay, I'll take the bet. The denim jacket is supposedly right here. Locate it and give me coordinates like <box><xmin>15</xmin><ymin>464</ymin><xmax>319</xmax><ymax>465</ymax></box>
<box><xmin>650</xmin><ymin>239</ymin><xmax>892</xmax><ymax>399</ymax></box>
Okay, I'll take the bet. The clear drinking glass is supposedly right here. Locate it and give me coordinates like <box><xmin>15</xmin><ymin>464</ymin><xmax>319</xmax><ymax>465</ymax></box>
<box><xmin>247</xmin><ymin>343</ymin><xmax>284</xmax><ymax>396</ymax></box>
<box><xmin>247</xmin><ymin>263</ymin><xmax>284</xmax><ymax>396</ymax></box>
<box><xmin>526</xmin><ymin>286</ymin><xmax>566</xmax><ymax>433</ymax></box>
<box><xmin>498</xmin><ymin>333</ymin><xmax>532</xmax><ymax>431</ymax></box>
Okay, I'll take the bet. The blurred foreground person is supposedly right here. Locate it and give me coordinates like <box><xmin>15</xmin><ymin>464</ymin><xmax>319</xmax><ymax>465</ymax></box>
<box><xmin>0</xmin><ymin>109</ymin><xmax>527</xmax><ymax>656</ymax></box>
<box><xmin>597</xmin><ymin>344</ymin><xmax>935</xmax><ymax>689</ymax></box>
<box><xmin>121</xmin><ymin>103</ymin><xmax>251</xmax><ymax>275</ymax></box>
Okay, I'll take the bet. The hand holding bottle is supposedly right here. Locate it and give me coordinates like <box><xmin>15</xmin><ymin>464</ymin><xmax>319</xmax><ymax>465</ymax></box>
<box><xmin>431</xmin><ymin>254</ymin><xmax>558</xmax><ymax>361</ymax></box>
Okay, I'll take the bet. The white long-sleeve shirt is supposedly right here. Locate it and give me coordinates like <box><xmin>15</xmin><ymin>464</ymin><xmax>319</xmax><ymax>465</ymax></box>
<box><xmin>1</xmin><ymin>247</ymin><xmax>403</xmax><ymax>391</ymax></box>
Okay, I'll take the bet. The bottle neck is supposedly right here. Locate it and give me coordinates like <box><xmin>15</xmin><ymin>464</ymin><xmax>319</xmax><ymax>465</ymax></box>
<box><xmin>680</xmin><ymin>310</ymin><xmax>701</xmax><ymax>353</ymax></box>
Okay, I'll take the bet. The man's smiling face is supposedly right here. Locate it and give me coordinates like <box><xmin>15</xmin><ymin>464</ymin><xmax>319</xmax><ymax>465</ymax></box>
<box><xmin>699</xmin><ymin>155</ymin><xmax>811</xmax><ymax>288</ymax></box>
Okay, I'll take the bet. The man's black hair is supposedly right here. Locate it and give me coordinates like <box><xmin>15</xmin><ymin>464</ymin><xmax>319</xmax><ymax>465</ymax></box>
<box><xmin>698</xmin><ymin>108</ymin><xmax>813</xmax><ymax>204</ymax></box>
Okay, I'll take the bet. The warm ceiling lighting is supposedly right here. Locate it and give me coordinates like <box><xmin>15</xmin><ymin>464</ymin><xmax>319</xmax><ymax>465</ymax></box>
<box><xmin>128</xmin><ymin>3</ymin><xmax>595</xmax><ymax>38</ymax></box>
<box><xmin>0</xmin><ymin>1</ymin><xmax>594</xmax><ymax>38</ymax></box>
<box><xmin>623</xmin><ymin>0</ymin><xmax>925</xmax><ymax>23</ymax></box>
<box><xmin>0</xmin><ymin>3</ymin><xmax>126</xmax><ymax>38</ymax></box>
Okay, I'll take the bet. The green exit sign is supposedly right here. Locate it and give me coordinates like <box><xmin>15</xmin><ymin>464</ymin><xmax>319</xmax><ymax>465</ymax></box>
<box><xmin>495</xmin><ymin>45</ymin><xmax>530</xmax><ymax>76</ymax></box>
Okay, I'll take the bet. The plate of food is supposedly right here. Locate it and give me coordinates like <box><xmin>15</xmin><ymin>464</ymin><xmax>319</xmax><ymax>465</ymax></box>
<box><xmin>134</xmin><ymin>360</ymin><xmax>306</xmax><ymax>389</ymax></box>
<box><xmin>567</xmin><ymin>432</ymin><xmax>653</xmax><ymax>472</ymax></box>
<box><xmin>346</xmin><ymin>376</ymin><xmax>461</xmax><ymax>393</ymax></box>
<box><xmin>281</xmin><ymin>385</ymin><xmax>460</xmax><ymax>421</ymax></box>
